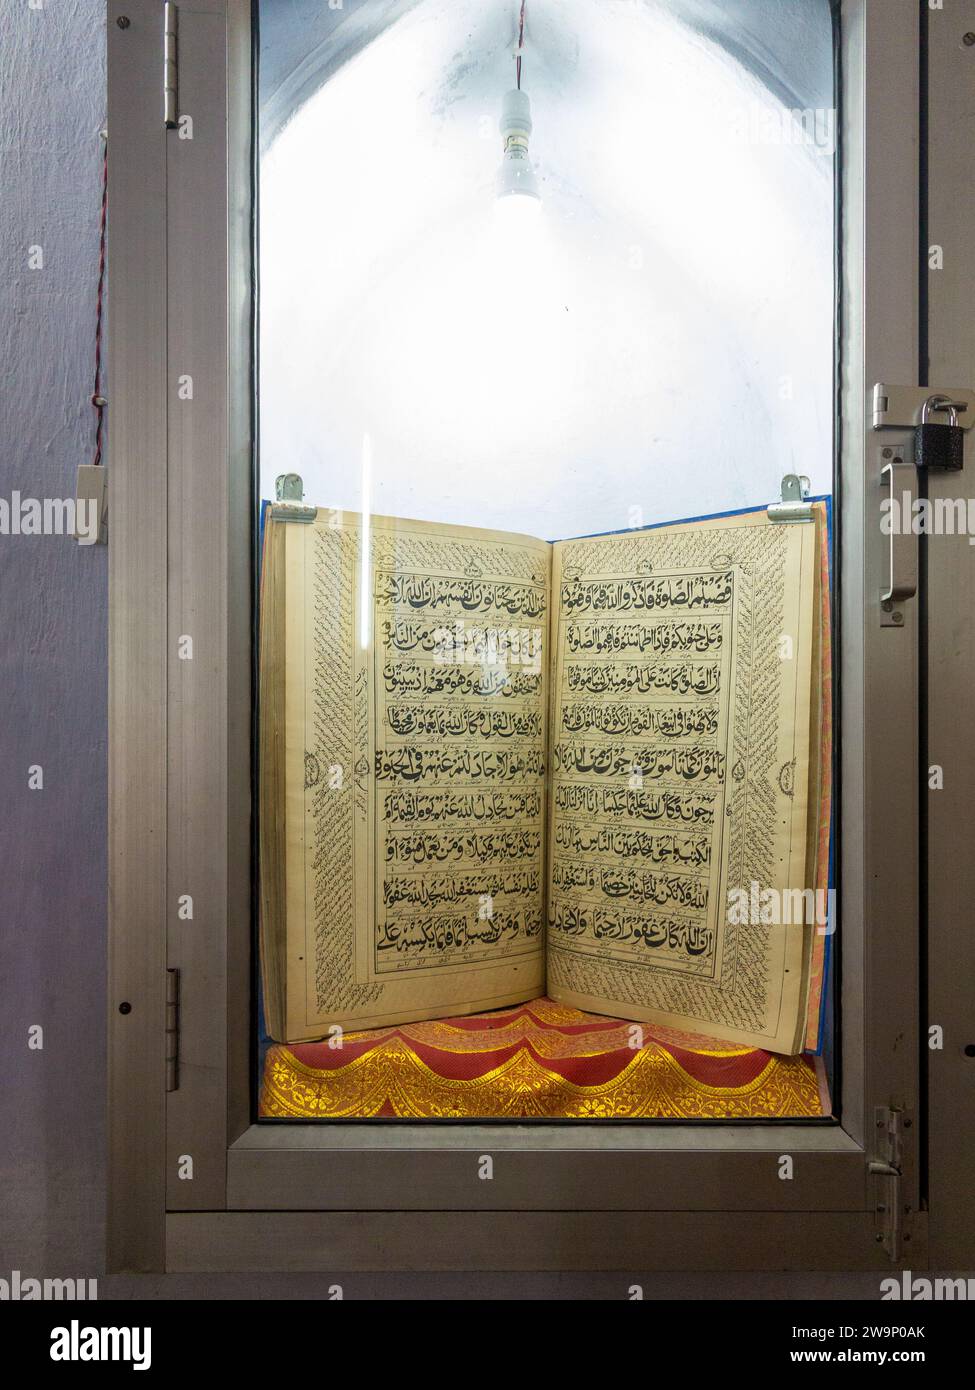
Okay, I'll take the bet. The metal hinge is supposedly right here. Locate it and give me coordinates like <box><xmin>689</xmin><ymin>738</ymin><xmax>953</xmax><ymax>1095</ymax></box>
<box><xmin>165</xmin><ymin>968</ymin><xmax>180</xmax><ymax>1092</ymax></box>
<box><xmin>869</xmin><ymin>1105</ymin><xmax>908</xmax><ymax>1261</ymax></box>
<box><xmin>163</xmin><ymin>2</ymin><xmax>178</xmax><ymax>129</ymax></box>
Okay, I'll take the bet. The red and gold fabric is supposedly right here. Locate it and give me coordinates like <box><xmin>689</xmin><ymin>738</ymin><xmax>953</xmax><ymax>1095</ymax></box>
<box><xmin>260</xmin><ymin>997</ymin><xmax>828</xmax><ymax>1119</ymax></box>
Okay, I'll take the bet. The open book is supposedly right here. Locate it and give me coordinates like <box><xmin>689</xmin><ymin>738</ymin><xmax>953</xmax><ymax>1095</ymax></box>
<box><xmin>260</xmin><ymin>501</ymin><xmax>830</xmax><ymax>1055</ymax></box>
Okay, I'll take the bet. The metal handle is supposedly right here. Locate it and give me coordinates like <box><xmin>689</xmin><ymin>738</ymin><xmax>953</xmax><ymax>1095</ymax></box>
<box><xmin>880</xmin><ymin>453</ymin><xmax>917</xmax><ymax>621</ymax></box>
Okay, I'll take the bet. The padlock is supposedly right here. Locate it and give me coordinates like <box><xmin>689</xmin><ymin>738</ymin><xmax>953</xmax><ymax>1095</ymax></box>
<box><xmin>914</xmin><ymin>395</ymin><xmax>965</xmax><ymax>471</ymax></box>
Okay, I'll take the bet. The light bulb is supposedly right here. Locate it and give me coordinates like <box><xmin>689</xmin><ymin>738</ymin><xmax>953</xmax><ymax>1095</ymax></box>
<box><xmin>493</xmin><ymin>187</ymin><xmax>542</xmax><ymax>246</ymax></box>
<box><xmin>496</xmin><ymin>88</ymin><xmax>541</xmax><ymax>204</ymax></box>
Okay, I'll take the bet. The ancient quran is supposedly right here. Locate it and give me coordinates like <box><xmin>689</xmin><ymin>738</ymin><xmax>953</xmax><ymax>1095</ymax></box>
<box><xmin>259</xmin><ymin>502</ymin><xmax>829</xmax><ymax>1055</ymax></box>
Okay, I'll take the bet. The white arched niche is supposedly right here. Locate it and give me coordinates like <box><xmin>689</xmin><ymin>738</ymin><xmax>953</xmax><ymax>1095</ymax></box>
<box><xmin>259</xmin><ymin>0</ymin><xmax>834</xmax><ymax>538</ymax></box>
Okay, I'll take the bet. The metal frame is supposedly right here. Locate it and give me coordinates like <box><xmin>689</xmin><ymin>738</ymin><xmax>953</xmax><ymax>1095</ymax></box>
<box><xmin>107</xmin><ymin>0</ymin><xmax>971</xmax><ymax>1273</ymax></box>
<box><xmin>922</xmin><ymin>0</ymin><xmax>975</xmax><ymax>1271</ymax></box>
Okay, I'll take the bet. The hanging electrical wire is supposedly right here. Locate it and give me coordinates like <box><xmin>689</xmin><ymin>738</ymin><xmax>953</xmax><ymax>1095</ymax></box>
<box><xmin>91</xmin><ymin>133</ymin><xmax>108</xmax><ymax>467</ymax></box>
<box><xmin>516</xmin><ymin>0</ymin><xmax>527</xmax><ymax>90</ymax></box>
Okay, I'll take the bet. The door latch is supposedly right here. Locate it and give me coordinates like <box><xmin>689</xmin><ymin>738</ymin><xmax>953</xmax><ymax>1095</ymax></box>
<box><xmin>164</xmin><ymin>2</ymin><xmax>178</xmax><ymax>129</ymax></box>
<box><xmin>165</xmin><ymin>967</ymin><xmax>180</xmax><ymax>1092</ymax></box>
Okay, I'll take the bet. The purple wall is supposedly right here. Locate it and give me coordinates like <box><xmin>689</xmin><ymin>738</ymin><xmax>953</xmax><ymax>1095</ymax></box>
<box><xmin>0</xmin><ymin>0</ymin><xmax>108</xmax><ymax>1277</ymax></box>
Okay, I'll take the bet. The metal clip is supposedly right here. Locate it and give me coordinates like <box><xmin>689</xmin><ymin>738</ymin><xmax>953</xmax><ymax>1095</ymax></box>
<box><xmin>768</xmin><ymin>474</ymin><xmax>813</xmax><ymax>524</ymax></box>
<box><xmin>271</xmin><ymin>473</ymin><xmax>317</xmax><ymax>522</ymax></box>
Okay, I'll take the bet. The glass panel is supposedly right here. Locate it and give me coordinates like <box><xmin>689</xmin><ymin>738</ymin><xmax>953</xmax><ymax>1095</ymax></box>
<box><xmin>259</xmin><ymin>0</ymin><xmax>834</xmax><ymax>534</ymax></box>
<box><xmin>256</xmin><ymin>0</ymin><xmax>836</xmax><ymax>1122</ymax></box>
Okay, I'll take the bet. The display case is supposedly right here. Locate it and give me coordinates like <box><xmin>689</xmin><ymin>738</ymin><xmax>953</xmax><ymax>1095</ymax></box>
<box><xmin>106</xmin><ymin>0</ymin><xmax>975</xmax><ymax>1272</ymax></box>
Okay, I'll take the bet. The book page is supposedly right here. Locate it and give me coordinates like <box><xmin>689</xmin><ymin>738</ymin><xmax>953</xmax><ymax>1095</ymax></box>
<box><xmin>802</xmin><ymin>502</ymin><xmax>832</xmax><ymax>1051</ymax></box>
<box><xmin>279</xmin><ymin>510</ymin><xmax>549</xmax><ymax>1039</ymax></box>
<box><xmin>546</xmin><ymin>510</ymin><xmax>818</xmax><ymax>1053</ymax></box>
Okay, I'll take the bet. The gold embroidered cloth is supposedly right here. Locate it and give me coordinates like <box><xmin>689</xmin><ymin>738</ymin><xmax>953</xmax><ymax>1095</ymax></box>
<box><xmin>260</xmin><ymin>997</ymin><xmax>827</xmax><ymax>1119</ymax></box>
